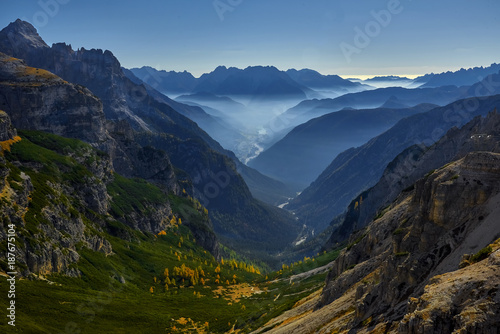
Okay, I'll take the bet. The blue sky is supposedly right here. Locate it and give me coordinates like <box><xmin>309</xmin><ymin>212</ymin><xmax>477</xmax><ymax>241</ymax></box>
<box><xmin>1</xmin><ymin>0</ymin><xmax>500</xmax><ymax>78</ymax></box>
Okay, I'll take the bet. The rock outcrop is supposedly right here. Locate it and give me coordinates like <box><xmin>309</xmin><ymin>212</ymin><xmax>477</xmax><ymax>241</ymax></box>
<box><xmin>398</xmin><ymin>239</ymin><xmax>500</xmax><ymax>333</ymax></box>
<box><xmin>0</xmin><ymin>109</ymin><xmax>16</xmax><ymax>141</ymax></box>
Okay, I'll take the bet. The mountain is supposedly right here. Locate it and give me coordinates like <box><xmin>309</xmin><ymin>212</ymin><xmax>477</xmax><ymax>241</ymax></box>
<box><xmin>327</xmin><ymin>109</ymin><xmax>500</xmax><ymax>246</ymax></box>
<box><xmin>0</xmin><ymin>53</ymin><xmax>108</xmax><ymax>145</ymax></box>
<box><xmin>379</xmin><ymin>95</ymin><xmax>410</xmax><ymax>109</ymax></box>
<box><xmin>193</xmin><ymin>65</ymin><xmax>310</xmax><ymax>102</ymax></box>
<box><xmin>285</xmin><ymin>68</ymin><xmax>366</xmax><ymax>91</ymax></box>
<box><xmin>174</xmin><ymin>91</ymin><xmax>250</xmax><ymax>131</ymax></box>
<box><xmin>286</xmin><ymin>91</ymin><xmax>500</xmax><ymax>232</ymax></box>
<box><xmin>256</xmin><ymin>150</ymin><xmax>500</xmax><ymax>333</ymax></box>
<box><xmin>275</xmin><ymin>85</ymin><xmax>468</xmax><ymax>132</ymax></box>
<box><xmin>415</xmin><ymin>63</ymin><xmax>500</xmax><ymax>88</ymax></box>
<box><xmin>248</xmin><ymin>104</ymin><xmax>436</xmax><ymax>189</ymax></box>
<box><xmin>0</xmin><ymin>51</ymin><xmax>221</xmax><ymax>253</ymax></box>
<box><xmin>362</xmin><ymin>75</ymin><xmax>417</xmax><ymax>88</ymax></box>
<box><xmin>0</xmin><ymin>20</ymin><xmax>301</xmax><ymax>258</ymax></box>
<box><xmin>132</xmin><ymin>65</ymin><xmax>311</xmax><ymax>102</ymax></box>
<box><xmin>365</xmin><ymin>75</ymin><xmax>411</xmax><ymax>82</ymax></box>
<box><xmin>128</xmin><ymin>65</ymin><xmax>197</xmax><ymax>94</ymax></box>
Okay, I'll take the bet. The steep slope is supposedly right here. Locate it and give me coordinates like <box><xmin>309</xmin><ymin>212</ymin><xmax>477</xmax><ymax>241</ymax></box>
<box><xmin>248</xmin><ymin>104</ymin><xmax>435</xmax><ymax>188</ymax></box>
<box><xmin>328</xmin><ymin>110</ymin><xmax>500</xmax><ymax>245</ymax></box>
<box><xmin>0</xmin><ymin>116</ymin><xmax>290</xmax><ymax>334</ymax></box>
<box><xmin>0</xmin><ymin>20</ymin><xmax>301</xmax><ymax>258</ymax></box>
<box><xmin>0</xmin><ymin>54</ymin><xmax>221</xmax><ymax>257</ymax></box>
<box><xmin>255</xmin><ymin>151</ymin><xmax>500</xmax><ymax>333</ymax></box>
<box><xmin>287</xmin><ymin>93</ymin><xmax>500</xmax><ymax>232</ymax></box>
<box><xmin>0</xmin><ymin>20</ymin><xmax>221</xmax><ymax>149</ymax></box>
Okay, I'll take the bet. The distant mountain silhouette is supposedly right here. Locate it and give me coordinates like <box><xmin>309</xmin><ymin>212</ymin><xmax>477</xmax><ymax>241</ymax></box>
<box><xmin>364</xmin><ymin>75</ymin><xmax>411</xmax><ymax>82</ymax></box>
<box><xmin>194</xmin><ymin>65</ymin><xmax>309</xmax><ymax>101</ymax></box>
<box><xmin>414</xmin><ymin>63</ymin><xmax>500</xmax><ymax>88</ymax></box>
<box><xmin>123</xmin><ymin>68</ymin><xmax>246</xmax><ymax>154</ymax></box>
<box><xmin>132</xmin><ymin>65</ymin><xmax>311</xmax><ymax>100</ymax></box>
<box><xmin>285</xmin><ymin>68</ymin><xmax>366</xmax><ymax>91</ymax></box>
<box><xmin>275</xmin><ymin>85</ymin><xmax>468</xmax><ymax>132</ymax></box>
<box><xmin>129</xmin><ymin>66</ymin><xmax>197</xmax><ymax>94</ymax></box>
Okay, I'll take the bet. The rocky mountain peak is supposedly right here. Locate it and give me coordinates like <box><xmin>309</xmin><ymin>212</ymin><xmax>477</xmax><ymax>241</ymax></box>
<box><xmin>0</xmin><ymin>19</ymin><xmax>48</xmax><ymax>53</ymax></box>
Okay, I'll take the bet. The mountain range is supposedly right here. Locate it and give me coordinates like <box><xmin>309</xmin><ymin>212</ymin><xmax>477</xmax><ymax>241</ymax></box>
<box><xmin>130</xmin><ymin>66</ymin><xmax>365</xmax><ymax>99</ymax></box>
<box><xmin>414</xmin><ymin>63</ymin><xmax>500</xmax><ymax>88</ymax></box>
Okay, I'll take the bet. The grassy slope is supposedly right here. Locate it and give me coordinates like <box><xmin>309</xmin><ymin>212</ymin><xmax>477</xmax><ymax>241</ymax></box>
<box><xmin>0</xmin><ymin>234</ymin><xmax>337</xmax><ymax>333</ymax></box>
<box><xmin>0</xmin><ymin>131</ymin><xmax>341</xmax><ymax>333</ymax></box>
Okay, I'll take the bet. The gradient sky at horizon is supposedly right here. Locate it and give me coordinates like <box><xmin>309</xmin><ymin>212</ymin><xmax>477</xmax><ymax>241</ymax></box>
<box><xmin>1</xmin><ymin>0</ymin><xmax>499</xmax><ymax>78</ymax></box>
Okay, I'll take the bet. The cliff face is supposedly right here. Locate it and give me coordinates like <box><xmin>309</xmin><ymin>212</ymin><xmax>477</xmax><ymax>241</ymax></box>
<box><xmin>0</xmin><ymin>53</ymin><xmax>108</xmax><ymax>144</ymax></box>
<box><xmin>0</xmin><ymin>109</ymin><xmax>16</xmax><ymax>140</ymax></box>
<box><xmin>254</xmin><ymin>150</ymin><xmax>500</xmax><ymax>333</ymax></box>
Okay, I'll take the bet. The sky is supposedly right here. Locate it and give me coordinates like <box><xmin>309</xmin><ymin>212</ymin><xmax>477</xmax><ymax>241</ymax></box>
<box><xmin>1</xmin><ymin>0</ymin><xmax>500</xmax><ymax>79</ymax></box>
